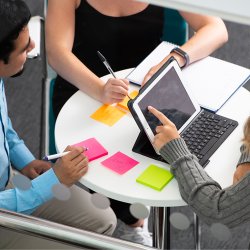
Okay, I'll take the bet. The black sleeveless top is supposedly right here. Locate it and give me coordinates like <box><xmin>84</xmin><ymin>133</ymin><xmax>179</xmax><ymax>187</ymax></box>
<box><xmin>53</xmin><ymin>1</ymin><xmax>164</xmax><ymax>117</ymax></box>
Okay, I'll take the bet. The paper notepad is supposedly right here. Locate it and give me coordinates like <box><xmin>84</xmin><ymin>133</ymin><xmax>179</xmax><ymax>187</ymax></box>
<box><xmin>90</xmin><ymin>104</ymin><xmax>126</xmax><ymax>126</ymax></box>
<box><xmin>126</xmin><ymin>41</ymin><xmax>250</xmax><ymax>112</ymax></box>
<box><xmin>101</xmin><ymin>152</ymin><xmax>139</xmax><ymax>174</ymax></box>
<box><xmin>73</xmin><ymin>138</ymin><xmax>108</xmax><ymax>162</ymax></box>
<box><xmin>136</xmin><ymin>165</ymin><xmax>174</xmax><ymax>191</ymax></box>
<box><xmin>28</xmin><ymin>16</ymin><xmax>42</xmax><ymax>58</ymax></box>
<box><xmin>117</xmin><ymin>90</ymin><xmax>139</xmax><ymax>111</ymax></box>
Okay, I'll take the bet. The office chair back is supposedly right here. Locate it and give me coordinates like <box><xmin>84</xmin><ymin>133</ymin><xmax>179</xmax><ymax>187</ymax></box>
<box><xmin>162</xmin><ymin>8</ymin><xmax>188</xmax><ymax>45</ymax></box>
<box><xmin>48</xmin><ymin>79</ymin><xmax>57</xmax><ymax>154</ymax></box>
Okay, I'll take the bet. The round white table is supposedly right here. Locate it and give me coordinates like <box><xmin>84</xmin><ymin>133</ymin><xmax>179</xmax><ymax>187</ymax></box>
<box><xmin>55</xmin><ymin>68</ymin><xmax>250</xmax><ymax>249</ymax></box>
<box><xmin>55</xmin><ymin>69</ymin><xmax>186</xmax><ymax>207</ymax></box>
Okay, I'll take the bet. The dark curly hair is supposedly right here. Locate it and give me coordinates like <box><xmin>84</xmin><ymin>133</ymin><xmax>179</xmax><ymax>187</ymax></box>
<box><xmin>0</xmin><ymin>0</ymin><xmax>31</xmax><ymax>64</ymax></box>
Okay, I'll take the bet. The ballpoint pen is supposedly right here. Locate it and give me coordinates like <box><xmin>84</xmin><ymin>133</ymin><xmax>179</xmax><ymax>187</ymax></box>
<box><xmin>43</xmin><ymin>147</ymin><xmax>89</xmax><ymax>161</ymax></box>
<box><xmin>97</xmin><ymin>51</ymin><xmax>131</xmax><ymax>100</ymax></box>
<box><xmin>97</xmin><ymin>51</ymin><xmax>116</xmax><ymax>78</ymax></box>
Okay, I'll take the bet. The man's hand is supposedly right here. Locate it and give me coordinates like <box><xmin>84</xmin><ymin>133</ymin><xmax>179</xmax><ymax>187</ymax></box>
<box><xmin>148</xmin><ymin>106</ymin><xmax>180</xmax><ymax>150</ymax></box>
<box><xmin>102</xmin><ymin>78</ymin><xmax>129</xmax><ymax>104</ymax></box>
<box><xmin>20</xmin><ymin>160</ymin><xmax>52</xmax><ymax>179</ymax></box>
<box><xmin>233</xmin><ymin>163</ymin><xmax>250</xmax><ymax>184</ymax></box>
<box><xmin>53</xmin><ymin>145</ymin><xmax>88</xmax><ymax>187</ymax></box>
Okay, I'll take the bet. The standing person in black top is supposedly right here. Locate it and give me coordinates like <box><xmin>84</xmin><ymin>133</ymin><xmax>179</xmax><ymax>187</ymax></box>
<box><xmin>45</xmin><ymin>0</ymin><xmax>228</xmax><ymax>246</ymax></box>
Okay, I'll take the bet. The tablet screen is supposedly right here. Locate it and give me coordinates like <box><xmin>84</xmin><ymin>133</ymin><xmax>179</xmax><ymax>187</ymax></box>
<box><xmin>137</xmin><ymin>67</ymin><xmax>196</xmax><ymax>134</ymax></box>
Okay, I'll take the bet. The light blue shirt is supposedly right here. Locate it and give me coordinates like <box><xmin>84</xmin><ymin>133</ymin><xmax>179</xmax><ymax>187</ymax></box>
<box><xmin>0</xmin><ymin>79</ymin><xmax>59</xmax><ymax>214</ymax></box>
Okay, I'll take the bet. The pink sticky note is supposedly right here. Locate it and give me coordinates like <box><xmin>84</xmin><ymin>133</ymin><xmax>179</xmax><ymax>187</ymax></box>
<box><xmin>101</xmin><ymin>151</ymin><xmax>139</xmax><ymax>174</ymax></box>
<box><xmin>73</xmin><ymin>138</ymin><xmax>108</xmax><ymax>162</ymax></box>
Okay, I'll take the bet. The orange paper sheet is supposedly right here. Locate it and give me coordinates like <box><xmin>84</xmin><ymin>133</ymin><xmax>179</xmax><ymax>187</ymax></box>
<box><xmin>117</xmin><ymin>90</ymin><xmax>139</xmax><ymax>111</ymax></box>
<box><xmin>90</xmin><ymin>104</ymin><xmax>126</xmax><ymax>126</ymax></box>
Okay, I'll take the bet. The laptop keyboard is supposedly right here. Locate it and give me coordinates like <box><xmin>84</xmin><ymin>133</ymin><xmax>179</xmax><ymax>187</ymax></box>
<box><xmin>181</xmin><ymin>110</ymin><xmax>238</xmax><ymax>166</ymax></box>
<box><xmin>132</xmin><ymin>110</ymin><xmax>238</xmax><ymax>168</ymax></box>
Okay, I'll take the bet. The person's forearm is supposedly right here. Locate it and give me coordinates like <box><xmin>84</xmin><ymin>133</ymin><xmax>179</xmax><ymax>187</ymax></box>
<box><xmin>0</xmin><ymin>169</ymin><xmax>59</xmax><ymax>214</ymax></box>
<box><xmin>180</xmin><ymin>22</ymin><xmax>228</xmax><ymax>65</ymax></box>
<box><xmin>173</xmin><ymin>12</ymin><xmax>228</xmax><ymax>67</ymax></box>
<box><xmin>47</xmin><ymin>47</ymin><xmax>105</xmax><ymax>102</ymax></box>
<box><xmin>160</xmin><ymin>20</ymin><xmax>228</xmax><ymax>69</ymax></box>
<box><xmin>160</xmin><ymin>138</ymin><xmax>250</xmax><ymax>228</ymax></box>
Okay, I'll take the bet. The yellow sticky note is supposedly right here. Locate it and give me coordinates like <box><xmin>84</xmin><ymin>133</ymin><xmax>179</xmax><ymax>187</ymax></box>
<box><xmin>90</xmin><ymin>104</ymin><xmax>126</xmax><ymax>126</ymax></box>
<box><xmin>136</xmin><ymin>164</ymin><xmax>174</xmax><ymax>191</ymax></box>
<box><xmin>117</xmin><ymin>90</ymin><xmax>139</xmax><ymax>111</ymax></box>
<box><xmin>129</xmin><ymin>90</ymin><xmax>139</xmax><ymax>99</ymax></box>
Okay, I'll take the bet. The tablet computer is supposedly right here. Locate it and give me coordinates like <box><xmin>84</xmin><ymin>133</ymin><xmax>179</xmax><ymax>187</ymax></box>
<box><xmin>128</xmin><ymin>57</ymin><xmax>201</xmax><ymax>154</ymax></box>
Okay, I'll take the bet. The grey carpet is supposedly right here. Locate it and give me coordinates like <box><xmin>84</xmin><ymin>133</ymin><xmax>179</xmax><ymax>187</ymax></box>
<box><xmin>3</xmin><ymin>0</ymin><xmax>250</xmax><ymax>248</ymax></box>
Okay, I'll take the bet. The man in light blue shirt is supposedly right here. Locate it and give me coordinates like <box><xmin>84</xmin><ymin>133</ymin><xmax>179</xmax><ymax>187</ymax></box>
<box><xmin>0</xmin><ymin>0</ymin><xmax>116</xmax><ymax>247</ymax></box>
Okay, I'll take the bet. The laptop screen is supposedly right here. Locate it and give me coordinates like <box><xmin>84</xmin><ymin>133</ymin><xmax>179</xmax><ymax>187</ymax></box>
<box><xmin>138</xmin><ymin>67</ymin><xmax>197</xmax><ymax>134</ymax></box>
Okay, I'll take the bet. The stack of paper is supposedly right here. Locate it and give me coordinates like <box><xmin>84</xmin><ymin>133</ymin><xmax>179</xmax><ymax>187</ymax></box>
<box><xmin>28</xmin><ymin>16</ymin><xmax>42</xmax><ymax>58</ymax></box>
<box><xmin>126</xmin><ymin>41</ymin><xmax>250</xmax><ymax>112</ymax></box>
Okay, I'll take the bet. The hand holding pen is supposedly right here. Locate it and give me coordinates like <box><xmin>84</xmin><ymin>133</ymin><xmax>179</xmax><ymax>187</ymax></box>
<box><xmin>97</xmin><ymin>51</ymin><xmax>131</xmax><ymax>101</ymax></box>
<box><xmin>51</xmin><ymin>146</ymin><xmax>89</xmax><ymax>186</ymax></box>
<box><xmin>43</xmin><ymin>147</ymin><xmax>88</xmax><ymax>161</ymax></box>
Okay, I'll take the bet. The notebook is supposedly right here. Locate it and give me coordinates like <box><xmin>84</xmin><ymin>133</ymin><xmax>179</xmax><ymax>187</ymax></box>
<box><xmin>126</xmin><ymin>41</ymin><xmax>250</xmax><ymax>112</ymax></box>
<box><xmin>128</xmin><ymin>58</ymin><xmax>238</xmax><ymax>167</ymax></box>
<box><xmin>28</xmin><ymin>16</ymin><xmax>42</xmax><ymax>58</ymax></box>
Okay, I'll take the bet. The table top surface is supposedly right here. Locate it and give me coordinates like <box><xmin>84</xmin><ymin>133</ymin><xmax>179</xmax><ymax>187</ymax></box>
<box><xmin>55</xmin><ymin>68</ymin><xmax>250</xmax><ymax>207</ymax></box>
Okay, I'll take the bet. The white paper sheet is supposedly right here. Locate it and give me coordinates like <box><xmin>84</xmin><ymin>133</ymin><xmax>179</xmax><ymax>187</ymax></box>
<box><xmin>28</xmin><ymin>16</ymin><xmax>42</xmax><ymax>58</ymax></box>
<box><xmin>126</xmin><ymin>41</ymin><xmax>250</xmax><ymax>112</ymax></box>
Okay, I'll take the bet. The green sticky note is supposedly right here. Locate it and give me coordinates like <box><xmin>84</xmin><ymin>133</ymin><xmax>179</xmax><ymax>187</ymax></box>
<box><xmin>136</xmin><ymin>164</ymin><xmax>174</xmax><ymax>191</ymax></box>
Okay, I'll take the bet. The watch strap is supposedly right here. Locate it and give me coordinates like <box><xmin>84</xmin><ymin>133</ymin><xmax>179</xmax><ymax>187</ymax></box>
<box><xmin>170</xmin><ymin>47</ymin><xmax>190</xmax><ymax>69</ymax></box>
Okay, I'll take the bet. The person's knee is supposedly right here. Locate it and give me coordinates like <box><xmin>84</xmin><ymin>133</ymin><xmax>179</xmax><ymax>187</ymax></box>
<box><xmin>98</xmin><ymin>208</ymin><xmax>117</xmax><ymax>235</ymax></box>
<box><xmin>76</xmin><ymin>207</ymin><xmax>117</xmax><ymax>236</ymax></box>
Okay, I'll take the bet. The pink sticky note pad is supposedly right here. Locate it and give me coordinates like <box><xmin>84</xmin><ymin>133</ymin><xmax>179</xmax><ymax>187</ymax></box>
<box><xmin>73</xmin><ymin>138</ymin><xmax>108</xmax><ymax>162</ymax></box>
<box><xmin>101</xmin><ymin>151</ymin><xmax>139</xmax><ymax>174</ymax></box>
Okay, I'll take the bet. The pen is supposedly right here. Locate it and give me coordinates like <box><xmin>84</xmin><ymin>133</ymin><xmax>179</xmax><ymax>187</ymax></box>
<box><xmin>97</xmin><ymin>51</ymin><xmax>131</xmax><ymax>100</ymax></box>
<box><xmin>97</xmin><ymin>51</ymin><xmax>116</xmax><ymax>78</ymax></box>
<box><xmin>43</xmin><ymin>147</ymin><xmax>89</xmax><ymax>161</ymax></box>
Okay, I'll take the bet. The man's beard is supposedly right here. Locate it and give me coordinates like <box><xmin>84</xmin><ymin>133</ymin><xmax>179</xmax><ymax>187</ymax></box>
<box><xmin>11</xmin><ymin>66</ymin><xmax>25</xmax><ymax>78</ymax></box>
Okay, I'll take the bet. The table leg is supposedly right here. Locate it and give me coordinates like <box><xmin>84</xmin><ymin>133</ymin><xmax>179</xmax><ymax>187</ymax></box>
<box><xmin>193</xmin><ymin>213</ymin><xmax>201</xmax><ymax>250</ymax></box>
<box><xmin>152</xmin><ymin>207</ymin><xmax>170</xmax><ymax>249</ymax></box>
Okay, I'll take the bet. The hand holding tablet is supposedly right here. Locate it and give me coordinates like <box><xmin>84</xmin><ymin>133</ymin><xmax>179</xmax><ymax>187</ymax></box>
<box><xmin>128</xmin><ymin>58</ymin><xmax>197</xmax><ymax>155</ymax></box>
<box><xmin>128</xmin><ymin>57</ymin><xmax>238</xmax><ymax>167</ymax></box>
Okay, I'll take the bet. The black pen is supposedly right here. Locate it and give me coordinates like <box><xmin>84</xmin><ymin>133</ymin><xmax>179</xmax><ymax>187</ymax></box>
<box><xmin>97</xmin><ymin>51</ymin><xmax>117</xmax><ymax>78</ymax></box>
<box><xmin>97</xmin><ymin>51</ymin><xmax>131</xmax><ymax>100</ymax></box>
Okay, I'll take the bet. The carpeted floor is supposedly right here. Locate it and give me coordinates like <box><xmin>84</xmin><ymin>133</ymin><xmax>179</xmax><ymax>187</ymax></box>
<box><xmin>3</xmin><ymin>0</ymin><xmax>250</xmax><ymax>249</ymax></box>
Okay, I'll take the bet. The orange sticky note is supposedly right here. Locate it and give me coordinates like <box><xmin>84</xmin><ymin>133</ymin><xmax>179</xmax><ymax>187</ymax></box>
<box><xmin>129</xmin><ymin>90</ymin><xmax>139</xmax><ymax>99</ymax></box>
<box><xmin>117</xmin><ymin>90</ymin><xmax>139</xmax><ymax>111</ymax></box>
<box><xmin>90</xmin><ymin>104</ymin><xmax>126</xmax><ymax>126</ymax></box>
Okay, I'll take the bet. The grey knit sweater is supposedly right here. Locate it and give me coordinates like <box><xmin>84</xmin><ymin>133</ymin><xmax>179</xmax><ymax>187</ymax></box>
<box><xmin>160</xmin><ymin>138</ymin><xmax>250</xmax><ymax>228</ymax></box>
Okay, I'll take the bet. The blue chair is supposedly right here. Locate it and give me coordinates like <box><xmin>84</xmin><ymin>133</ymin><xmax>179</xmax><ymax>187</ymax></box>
<box><xmin>48</xmin><ymin>78</ymin><xmax>57</xmax><ymax>155</ymax></box>
<box><xmin>162</xmin><ymin>8</ymin><xmax>188</xmax><ymax>45</ymax></box>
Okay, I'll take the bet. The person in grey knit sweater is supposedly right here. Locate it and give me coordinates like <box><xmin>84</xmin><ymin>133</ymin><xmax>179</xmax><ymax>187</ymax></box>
<box><xmin>148</xmin><ymin>106</ymin><xmax>250</xmax><ymax>228</ymax></box>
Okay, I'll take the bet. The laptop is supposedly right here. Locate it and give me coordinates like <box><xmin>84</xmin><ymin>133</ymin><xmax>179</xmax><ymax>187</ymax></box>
<box><xmin>128</xmin><ymin>57</ymin><xmax>238</xmax><ymax>167</ymax></box>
